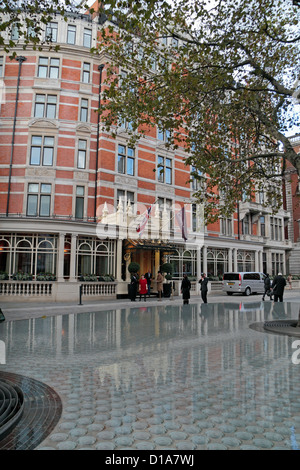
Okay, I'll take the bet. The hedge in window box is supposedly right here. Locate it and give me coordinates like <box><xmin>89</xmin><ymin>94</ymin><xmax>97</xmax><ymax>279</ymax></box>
<box><xmin>12</xmin><ymin>272</ymin><xmax>33</xmax><ymax>281</ymax></box>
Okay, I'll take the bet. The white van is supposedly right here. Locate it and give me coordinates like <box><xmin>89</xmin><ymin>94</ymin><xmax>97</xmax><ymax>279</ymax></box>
<box><xmin>223</xmin><ymin>272</ymin><xmax>266</xmax><ymax>296</ymax></box>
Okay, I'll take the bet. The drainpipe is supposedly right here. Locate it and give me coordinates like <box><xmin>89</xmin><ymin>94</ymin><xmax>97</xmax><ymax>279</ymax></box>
<box><xmin>6</xmin><ymin>56</ymin><xmax>27</xmax><ymax>217</ymax></box>
<box><xmin>94</xmin><ymin>64</ymin><xmax>104</xmax><ymax>222</ymax></box>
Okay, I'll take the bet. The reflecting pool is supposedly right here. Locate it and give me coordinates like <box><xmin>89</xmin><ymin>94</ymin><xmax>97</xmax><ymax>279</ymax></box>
<box><xmin>1</xmin><ymin>301</ymin><xmax>300</xmax><ymax>450</ymax></box>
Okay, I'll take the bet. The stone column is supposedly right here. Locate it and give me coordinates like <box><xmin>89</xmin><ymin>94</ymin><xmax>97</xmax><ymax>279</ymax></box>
<box><xmin>233</xmin><ymin>248</ymin><xmax>238</xmax><ymax>272</ymax></box>
<box><xmin>259</xmin><ymin>250</ymin><xmax>263</xmax><ymax>272</ymax></box>
<box><xmin>57</xmin><ymin>232</ymin><xmax>66</xmax><ymax>282</ymax></box>
<box><xmin>202</xmin><ymin>245</ymin><xmax>207</xmax><ymax>274</ymax></box>
<box><xmin>155</xmin><ymin>249</ymin><xmax>160</xmax><ymax>275</ymax></box>
<box><xmin>228</xmin><ymin>248</ymin><xmax>233</xmax><ymax>272</ymax></box>
<box><xmin>69</xmin><ymin>233</ymin><xmax>77</xmax><ymax>281</ymax></box>
<box><xmin>196</xmin><ymin>245</ymin><xmax>201</xmax><ymax>279</ymax></box>
<box><xmin>116</xmin><ymin>239</ymin><xmax>123</xmax><ymax>281</ymax></box>
<box><xmin>255</xmin><ymin>250</ymin><xmax>259</xmax><ymax>271</ymax></box>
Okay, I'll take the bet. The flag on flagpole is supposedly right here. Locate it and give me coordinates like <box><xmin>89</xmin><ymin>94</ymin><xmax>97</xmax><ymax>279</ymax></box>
<box><xmin>136</xmin><ymin>205</ymin><xmax>152</xmax><ymax>237</ymax></box>
<box><xmin>175</xmin><ymin>206</ymin><xmax>188</xmax><ymax>241</ymax></box>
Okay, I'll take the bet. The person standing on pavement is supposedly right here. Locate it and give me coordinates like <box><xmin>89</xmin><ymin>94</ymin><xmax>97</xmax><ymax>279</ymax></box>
<box><xmin>272</xmin><ymin>272</ymin><xmax>286</xmax><ymax>302</ymax></box>
<box><xmin>139</xmin><ymin>275</ymin><xmax>148</xmax><ymax>302</ymax></box>
<box><xmin>145</xmin><ymin>270</ymin><xmax>152</xmax><ymax>297</ymax></box>
<box><xmin>129</xmin><ymin>273</ymin><xmax>138</xmax><ymax>301</ymax></box>
<box><xmin>156</xmin><ymin>271</ymin><xmax>164</xmax><ymax>301</ymax></box>
<box><xmin>199</xmin><ymin>273</ymin><xmax>209</xmax><ymax>303</ymax></box>
<box><xmin>181</xmin><ymin>274</ymin><xmax>191</xmax><ymax>305</ymax></box>
<box><xmin>262</xmin><ymin>273</ymin><xmax>273</xmax><ymax>301</ymax></box>
<box><xmin>287</xmin><ymin>274</ymin><xmax>293</xmax><ymax>289</ymax></box>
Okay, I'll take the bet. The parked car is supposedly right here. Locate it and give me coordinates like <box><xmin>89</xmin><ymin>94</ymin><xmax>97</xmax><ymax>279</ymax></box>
<box><xmin>223</xmin><ymin>272</ymin><xmax>266</xmax><ymax>296</ymax></box>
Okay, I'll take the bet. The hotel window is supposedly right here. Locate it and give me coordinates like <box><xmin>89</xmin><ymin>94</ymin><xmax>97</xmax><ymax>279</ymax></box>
<box><xmin>192</xmin><ymin>204</ymin><xmax>197</xmax><ymax>232</ymax></box>
<box><xmin>117</xmin><ymin>144</ymin><xmax>134</xmax><ymax>176</ymax></box>
<box><xmin>67</xmin><ymin>25</ymin><xmax>76</xmax><ymax>44</ymax></box>
<box><xmin>45</xmin><ymin>22</ymin><xmax>58</xmax><ymax>42</ymax></box>
<box><xmin>77</xmin><ymin>140</ymin><xmax>87</xmax><ymax>169</ymax></box>
<box><xmin>220</xmin><ymin>217</ymin><xmax>232</xmax><ymax>236</ymax></box>
<box><xmin>34</xmin><ymin>94</ymin><xmax>57</xmax><ymax>119</ymax></box>
<box><xmin>270</xmin><ymin>217</ymin><xmax>282</xmax><ymax>241</ymax></box>
<box><xmin>82</xmin><ymin>62</ymin><xmax>90</xmax><ymax>83</ymax></box>
<box><xmin>75</xmin><ymin>186</ymin><xmax>85</xmax><ymax>219</ymax></box>
<box><xmin>272</xmin><ymin>252</ymin><xmax>284</xmax><ymax>276</ymax></box>
<box><xmin>158</xmin><ymin>197</ymin><xmax>173</xmax><ymax>230</ymax></box>
<box><xmin>117</xmin><ymin>189</ymin><xmax>134</xmax><ymax>210</ymax></box>
<box><xmin>191</xmin><ymin>166</ymin><xmax>204</xmax><ymax>191</ymax></box>
<box><xmin>38</xmin><ymin>57</ymin><xmax>60</xmax><ymax>79</ymax></box>
<box><xmin>172</xmin><ymin>37</ymin><xmax>179</xmax><ymax>48</ymax></box>
<box><xmin>83</xmin><ymin>28</ymin><xmax>92</xmax><ymax>48</ymax></box>
<box><xmin>157</xmin><ymin>125</ymin><xmax>171</xmax><ymax>142</ymax></box>
<box><xmin>259</xmin><ymin>190</ymin><xmax>265</xmax><ymax>204</ymax></box>
<box><xmin>0</xmin><ymin>57</ymin><xmax>3</xmax><ymax>77</ymax></box>
<box><xmin>30</xmin><ymin>136</ymin><xmax>54</xmax><ymax>166</ymax></box>
<box><xmin>157</xmin><ymin>156</ymin><xmax>172</xmax><ymax>184</ymax></box>
<box><xmin>119</xmin><ymin>116</ymin><xmax>134</xmax><ymax>131</ymax></box>
<box><xmin>11</xmin><ymin>25</ymin><xmax>19</xmax><ymax>41</ymax></box>
<box><xmin>80</xmin><ymin>98</ymin><xmax>88</xmax><ymax>122</ymax></box>
<box><xmin>27</xmin><ymin>183</ymin><xmax>51</xmax><ymax>217</ymax></box>
<box><xmin>27</xmin><ymin>27</ymin><xmax>36</xmax><ymax>39</ymax></box>
<box><xmin>242</xmin><ymin>214</ymin><xmax>251</xmax><ymax>235</ymax></box>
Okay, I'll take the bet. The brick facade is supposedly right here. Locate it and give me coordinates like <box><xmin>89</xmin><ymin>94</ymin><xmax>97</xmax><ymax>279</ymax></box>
<box><xmin>0</xmin><ymin>10</ymin><xmax>293</xmax><ymax>301</ymax></box>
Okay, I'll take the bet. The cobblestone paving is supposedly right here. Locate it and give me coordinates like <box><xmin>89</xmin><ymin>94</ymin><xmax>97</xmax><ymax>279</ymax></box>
<box><xmin>1</xmin><ymin>300</ymin><xmax>300</xmax><ymax>450</ymax></box>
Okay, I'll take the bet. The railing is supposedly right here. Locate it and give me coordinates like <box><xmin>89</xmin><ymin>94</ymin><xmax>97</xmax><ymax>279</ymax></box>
<box><xmin>0</xmin><ymin>281</ymin><xmax>117</xmax><ymax>299</ymax></box>
<box><xmin>0</xmin><ymin>281</ymin><xmax>53</xmax><ymax>296</ymax></box>
<box><xmin>81</xmin><ymin>282</ymin><xmax>116</xmax><ymax>296</ymax></box>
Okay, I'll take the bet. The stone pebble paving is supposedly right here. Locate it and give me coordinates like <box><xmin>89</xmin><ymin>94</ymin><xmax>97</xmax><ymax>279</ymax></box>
<box><xmin>1</xmin><ymin>302</ymin><xmax>300</xmax><ymax>450</ymax></box>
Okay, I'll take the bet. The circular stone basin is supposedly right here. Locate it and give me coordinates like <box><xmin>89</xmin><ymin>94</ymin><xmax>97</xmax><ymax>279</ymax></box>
<box><xmin>0</xmin><ymin>371</ymin><xmax>62</xmax><ymax>450</ymax></box>
<box><xmin>263</xmin><ymin>320</ymin><xmax>300</xmax><ymax>337</ymax></box>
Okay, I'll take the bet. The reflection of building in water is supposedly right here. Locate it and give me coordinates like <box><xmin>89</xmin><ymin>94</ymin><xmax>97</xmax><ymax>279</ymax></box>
<box><xmin>1</xmin><ymin>303</ymin><xmax>298</xmax><ymax>418</ymax></box>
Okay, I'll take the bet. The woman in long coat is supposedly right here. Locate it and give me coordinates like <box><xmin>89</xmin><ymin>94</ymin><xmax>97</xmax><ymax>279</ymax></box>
<box><xmin>181</xmin><ymin>274</ymin><xmax>191</xmax><ymax>304</ymax></box>
<box><xmin>156</xmin><ymin>271</ymin><xmax>164</xmax><ymax>300</ymax></box>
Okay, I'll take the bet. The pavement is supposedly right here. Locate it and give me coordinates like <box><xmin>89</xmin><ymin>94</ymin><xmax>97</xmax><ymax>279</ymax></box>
<box><xmin>2</xmin><ymin>288</ymin><xmax>300</xmax><ymax>322</ymax></box>
<box><xmin>2</xmin><ymin>287</ymin><xmax>300</xmax><ymax>451</ymax></box>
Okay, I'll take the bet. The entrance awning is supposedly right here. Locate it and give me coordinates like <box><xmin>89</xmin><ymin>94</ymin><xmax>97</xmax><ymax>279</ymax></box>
<box><xmin>124</xmin><ymin>239</ymin><xmax>178</xmax><ymax>253</ymax></box>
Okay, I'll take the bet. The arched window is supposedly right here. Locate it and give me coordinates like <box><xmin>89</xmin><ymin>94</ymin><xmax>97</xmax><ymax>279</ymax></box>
<box><xmin>0</xmin><ymin>239</ymin><xmax>10</xmax><ymax>275</ymax></box>
<box><xmin>183</xmin><ymin>250</ymin><xmax>192</xmax><ymax>276</ymax></box>
<box><xmin>77</xmin><ymin>242</ymin><xmax>92</xmax><ymax>275</ymax></box>
<box><xmin>15</xmin><ymin>239</ymin><xmax>33</xmax><ymax>274</ymax></box>
<box><xmin>37</xmin><ymin>239</ymin><xmax>55</xmax><ymax>274</ymax></box>
<box><xmin>95</xmin><ymin>244</ymin><xmax>109</xmax><ymax>276</ymax></box>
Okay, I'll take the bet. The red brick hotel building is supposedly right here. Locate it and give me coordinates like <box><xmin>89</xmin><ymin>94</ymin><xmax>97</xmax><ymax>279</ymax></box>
<box><xmin>0</xmin><ymin>8</ymin><xmax>292</xmax><ymax>301</ymax></box>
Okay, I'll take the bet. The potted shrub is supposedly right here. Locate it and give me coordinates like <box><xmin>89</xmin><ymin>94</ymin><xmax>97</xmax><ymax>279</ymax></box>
<box><xmin>12</xmin><ymin>272</ymin><xmax>33</xmax><ymax>281</ymax></box>
<box><xmin>0</xmin><ymin>272</ymin><xmax>8</xmax><ymax>280</ymax></box>
<box><xmin>80</xmin><ymin>274</ymin><xmax>98</xmax><ymax>281</ymax></box>
<box><xmin>36</xmin><ymin>272</ymin><xmax>56</xmax><ymax>281</ymax></box>
<box><xmin>128</xmin><ymin>262</ymin><xmax>140</xmax><ymax>278</ymax></box>
<box><xmin>161</xmin><ymin>262</ymin><xmax>173</xmax><ymax>297</ymax></box>
<box><xmin>127</xmin><ymin>262</ymin><xmax>140</xmax><ymax>299</ymax></box>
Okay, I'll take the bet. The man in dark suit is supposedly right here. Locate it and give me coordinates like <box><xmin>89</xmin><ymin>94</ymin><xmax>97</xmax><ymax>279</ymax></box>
<box><xmin>199</xmin><ymin>273</ymin><xmax>209</xmax><ymax>303</ymax></box>
<box><xmin>271</xmin><ymin>273</ymin><xmax>286</xmax><ymax>302</ymax></box>
<box><xmin>145</xmin><ymin>270</ymin><xmax>152</xmax><ymax>296</ymax></box>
